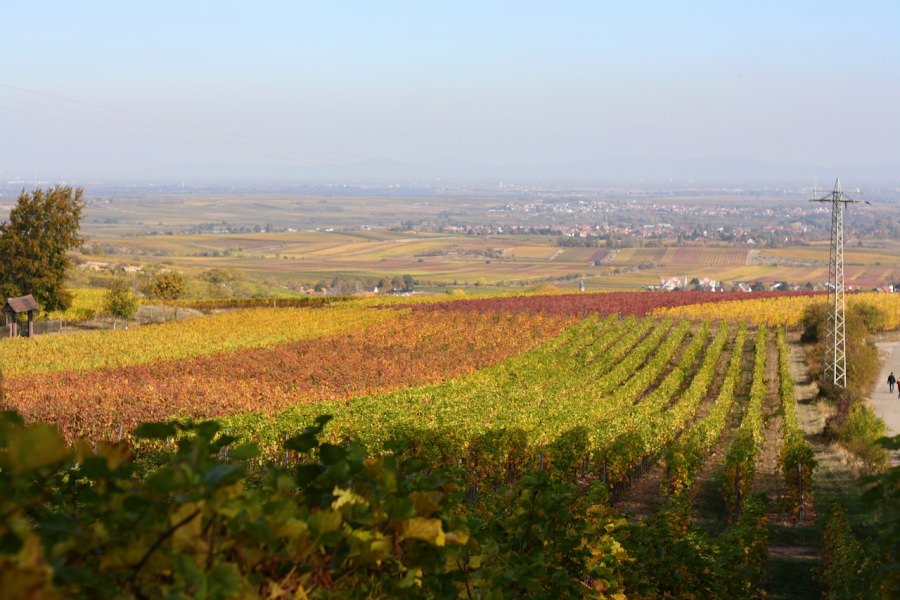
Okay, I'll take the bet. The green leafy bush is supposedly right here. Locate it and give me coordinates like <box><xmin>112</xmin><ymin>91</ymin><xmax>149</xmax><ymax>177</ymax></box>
<box><xmin>829</xmin><ymin>405</ymin><xmax>889</xmax><ymax>473</ymax></box>
<box><xmin>0</xmin><ymin>412</ymin><xmax>631</xmax><ymax>599</ymax></box>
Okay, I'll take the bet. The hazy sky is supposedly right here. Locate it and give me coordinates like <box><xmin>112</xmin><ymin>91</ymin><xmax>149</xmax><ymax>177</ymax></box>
<box><xmin>2</xmin><ymin>1</ymin><xmax>898</xmax><ymax>184</ymax></box>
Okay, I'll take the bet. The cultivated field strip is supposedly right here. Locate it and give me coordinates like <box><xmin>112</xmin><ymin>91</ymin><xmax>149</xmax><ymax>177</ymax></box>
<box><xmin>251</xmin><ymin>315</ymin><xmax>664</xmax><ymax>451</ymax></box>
<box><xmin>599</xmin><ymin>323</ymin><xmax>730</xmax><ymax>489</ymax></box>
<box><xmin>653</xmin><ymin>291</ymin><xmax>900</xmax><ymax>330</ymax></box>
<box><xmin>224</xmin><ymin>316</ymin><xmax>746</xmax><ymax>497</ymax></box>
<box><xmin>593</xmin><ymin>318</ymin><xmax>678</xmax><ymax>396</ymax></box>
<box><xmin>0</xmin><ymin>304</ymin><xmax>398</xmax><ymax>377</ymax></box>
<box><xmin>721</xmin><ymin>326</ymin><xmax>768</xmax><ymax>517</ymax></box>
<box><xmin>586</xmin><ymin>320</ymin><xmax>702</xmax><ymax>452</ymax></box>
<box><xmin>3</xmin><ymin>311</ymin><xmax>568</xmax><ymax>442</ymax></box>
<box><xmin>776</xmin><ymin>327</ymin><xmax>816</xmax><ymax>514</ymax></box>
<box><xmin>664</xmin><ymin>323</ymin><xmax>748</xmax><ymax>494</ymax></box>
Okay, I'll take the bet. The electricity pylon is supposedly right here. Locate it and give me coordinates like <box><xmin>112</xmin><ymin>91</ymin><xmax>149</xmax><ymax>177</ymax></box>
<box><xmin>808</xmin><ymin>178</ymin><xmax>868</xmax><ymax>388</ymax></box>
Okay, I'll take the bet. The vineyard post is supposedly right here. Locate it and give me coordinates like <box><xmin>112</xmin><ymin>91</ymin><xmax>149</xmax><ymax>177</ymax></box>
<box><xmin>223</xmin><ymin>428</ymin><xmax>231</xmax><ymax>461</ymax></box>
<box><xmin>734</xmin><ymin>464</ymin><xmax>742</xmax><ymax>520</ymax></box>
<box><xmin>797</xmin><ymin>462</ymin><xmax>805</xmax><ymax>522</ymax></box>
<box><xmin>117</xmin><ymin>423</ymin><xmax>124</xmax><ymax>442</ymax></box>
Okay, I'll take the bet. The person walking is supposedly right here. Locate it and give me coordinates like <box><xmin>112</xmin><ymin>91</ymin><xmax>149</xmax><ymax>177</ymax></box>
<box><xmin>890</xmin><ymin>371</ymin><xmax>897</xmax><ymax>393</ymax></box>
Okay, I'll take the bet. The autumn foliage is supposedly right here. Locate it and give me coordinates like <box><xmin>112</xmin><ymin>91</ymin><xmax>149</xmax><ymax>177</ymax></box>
<box><xmin>413</xmin><ymin>290</ymin><xmax>817</xmax><ymax>317</ymax></box>
<box><xmin>3</xmin><ymin>311</ymin><xmax>567</xmax><ymax>442</ymax></box>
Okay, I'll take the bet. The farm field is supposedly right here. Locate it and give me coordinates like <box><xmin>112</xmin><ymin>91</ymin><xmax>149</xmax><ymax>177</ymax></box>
<box><xmin>760</xmin><ymin>242</ymin><xmax>900</xmax><ymax>267</ymax></box>
<box><xmin>1</xmin><ymin>289</ymin><xmax>896</xmax><ymax>597</ymax></box>
<box><xmin>0</xmin><ymin>303</ymin><xmax>395</xmax><ymax>377</ymax></box>
<box><xmin>5</xmin><ymin>310</ymin><xmax>568</xmax><ymax>441</ymax></box>
<box><xmin>654</xmin><ymin>291</ymin><xmax>900</xmax><ymax>329</ymax></box>
<box><xmin>2</xmin><ymin>289</ymin><xmax>822</xmax><ymax>441</ymax></box>
<box><xmin>78</xmin><ymin>227</ymin><xmax>900</xmax><ymax>293</ymax></box>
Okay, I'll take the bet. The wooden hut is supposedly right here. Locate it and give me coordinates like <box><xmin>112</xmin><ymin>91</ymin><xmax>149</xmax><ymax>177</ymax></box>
<box><xmin>4</xmin><ymin>294</ymin><xmax>39</xmax><ymax>337</ymax></box>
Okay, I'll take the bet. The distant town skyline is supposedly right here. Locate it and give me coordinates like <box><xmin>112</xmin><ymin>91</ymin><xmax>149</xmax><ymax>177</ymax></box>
<box><xmin>2</xmin><ymin>1</ymin><xmax>899</xmax><ymax>186</ymax></box>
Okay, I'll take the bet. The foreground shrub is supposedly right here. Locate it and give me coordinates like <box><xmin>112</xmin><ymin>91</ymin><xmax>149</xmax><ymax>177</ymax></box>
<box><xmin>0</xmin><ymin>412</ymin><xmax>629</xmax><ymax>599</ymax></box>
<box><xmin>827</xmin><ymin>405</ymin><xmax>889</xmax><ymax>473</ymax></box>
<box><xmin>623</xmin><ymin>494</ymin><xmax>768</xmax><ymax>599</ymax></box>
<box><xmin>820</xmin><ymin>435</ymin><xmax>900</xmax><ymax>599</ymax></box>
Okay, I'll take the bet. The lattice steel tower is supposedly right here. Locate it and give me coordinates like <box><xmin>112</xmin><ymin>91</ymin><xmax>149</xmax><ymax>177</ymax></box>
<box><xmin>808</xmin><ymin>178</ymin><xmax>867</xmax><ymax>388</ymax></box>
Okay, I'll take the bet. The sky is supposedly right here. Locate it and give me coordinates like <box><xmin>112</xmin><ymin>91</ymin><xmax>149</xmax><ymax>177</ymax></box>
<box><xmin>2</xmin><ymin>1</ymin><xmax>899</xmax><ymax>185</ymax></box>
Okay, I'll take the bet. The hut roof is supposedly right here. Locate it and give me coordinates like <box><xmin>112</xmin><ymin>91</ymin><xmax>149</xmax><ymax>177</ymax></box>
<box><xmin>5</xmin><ymin>294</ymin><xmax>39</xmax><ymax>314</ymax></box>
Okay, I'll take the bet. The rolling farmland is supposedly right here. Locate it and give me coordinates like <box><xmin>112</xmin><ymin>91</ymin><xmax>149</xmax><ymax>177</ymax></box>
<box><xmin>76</xmin><ymin>228</ymin><xmax>900</xmax><ymax>293</ymax></box>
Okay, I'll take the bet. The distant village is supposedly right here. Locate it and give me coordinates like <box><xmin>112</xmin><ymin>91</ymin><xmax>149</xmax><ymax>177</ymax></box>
<box><xmin>650</xmin><ymin>276</ymin><xmax>895</xmax><ymax>294</ymax></box>
<box><xmin>74</xmin><ymin>258</ymin><xmax>897</xmax><ymax>298</ymax></box>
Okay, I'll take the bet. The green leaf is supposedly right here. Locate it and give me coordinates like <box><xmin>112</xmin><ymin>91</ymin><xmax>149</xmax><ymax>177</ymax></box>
<box><xmin>175</xmin><ymin>554</ymin><xmax>205</xmax><ymax>592</ymax></box>
<box><xmin>147</xmin><ymin>468</ymin><xmax>182</xmax><ymax>493</ymax></box>
<box><xmin>4</xmin><ymin>424</ymin><xmax>70</xmax><ymax>475</ymax></box>
<box><xmin>133</xmin><ymin>422</ymin><xmax>177</xmax><ymax>440</ymax></box>
<box><xmin>390</xmin><ymin>497</ymin><xmax>417</xmax><ymax>520</ymax></box>
<box><xmin>0</xmin><ymin>531</ymin><xmax>23</xmax><ymax>554</ymax></box>
<box><xmin>227</xmin><ymin>443</ymin><xmax>259</xmax><ymax>460</ymax></box>
<box><xmin>196</xmin><ymin>421</ymin><xmax>220</xmax><ymax>440</ymax></box>
<box><xmin>345</xmin><ymin>441</ymin><xmax>367</xmax><ymax>462</ymax></box>
<box><xmin>212</xmin><ymin>434</ymin><xmax>239</xmax><ymax>452</ymax></box>
<box><xmin>284</xmin><ymin>432</ymin><xmax>318</xmax><ymax>453</ymax></box>
<box><xmin>0</xmin><ymin>411</ymin><xmax>25</xmax><ymax>427</ymax></box>
<box><xmin>207</xmin><ymin>562</ymin><xmax>242</xmax><ymax>596</ymax></box>
<box><xmin>203</xmin><ymin>464</ymin><xmax>244</xmax><ymax>488</ymax></box>
<box><xmin>319</xmin><ymin>443</ymin><xmax>346</xmax><ymax>465</ymax></box>
<box><xmin>38</xmin><ymin>512</ymin><xmax>79</xmax><ymax>540</ymax></box>
<box><xmin>309</xmin><ymin>510</ymin><xmax>342</xmax><ymax>536</ymax></box>
<box><xmin>295</xmin><ymin>464</ymin><xmax>321</xmax><ymax>485</ymax></box>
<box><xmin>399</xmin><ymin>517</ymin><xmax>446</xmax><ymax>546</ymax></box>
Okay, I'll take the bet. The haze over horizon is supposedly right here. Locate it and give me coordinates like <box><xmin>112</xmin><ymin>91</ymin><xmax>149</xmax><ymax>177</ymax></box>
<box><xmin>2</xmin><ymin>1</ymin><xmax>899</xmax><ymax>187</ymax></box>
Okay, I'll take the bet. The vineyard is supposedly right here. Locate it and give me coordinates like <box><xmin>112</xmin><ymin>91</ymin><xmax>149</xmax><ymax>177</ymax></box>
<box><xmin>1</xmin><ymin>289</ymin><xmax>897</xmax><ymax>598</ymax></box>
<box><xmin>4</xmin><ymin>311</ymin><xmax>568</xmax><ymax>442</ymax></box>
<box><xmin>653</xmin><ymin>290</ymin><xmax>900</xmax><ymax>329</ymax></box>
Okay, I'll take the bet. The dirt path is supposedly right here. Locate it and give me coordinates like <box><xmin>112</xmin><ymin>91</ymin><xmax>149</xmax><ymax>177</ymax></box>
<box><xmin>787</xmin><ymin>338</ymin><xmax>862</xmax><ymax>501</ymax></box>
<box><xmin>763</xmin><ymin>335</ymin><xmax>859</xmax><ymax>599</ymax></box>
<box><xmin>753</xmin><ymin>332</ymin><xmax>785</xmax><ymax>507</ymax></box>
<box><xmin>872</xmin><ymin>341</ymin><xmax>900</xmax><ymax>437</ymax></box>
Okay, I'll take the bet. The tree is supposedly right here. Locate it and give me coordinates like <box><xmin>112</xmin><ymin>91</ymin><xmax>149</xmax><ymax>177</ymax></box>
<box><xmin>104</xmin><ymin>279</ymin><xmax>139</xmax><ymax>329</ymax></box>
<box><xmin>802</xmin><ymin>301</ymin><xmax>884</xmax><ymax>403</ymax></box>
<box><xmin>146</xmin><ymin>271</ymin><xmax>185</xmax><ymax>321</ymax></box>
<box><xmin>147</xmin><ymin>271</ymin><xmax>185</xmax><ymax>302</ymax></box>
<box><xmin>0</xmin><ymin>186</ymin><xmax>85</xmax><ymax>312</ymax></box>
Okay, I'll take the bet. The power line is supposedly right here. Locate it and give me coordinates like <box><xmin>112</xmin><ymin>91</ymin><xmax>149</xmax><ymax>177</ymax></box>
<box><xmin>808</xmin><ymin>178</ymin><xmax>870</xmax><ymax>389</ymax></box>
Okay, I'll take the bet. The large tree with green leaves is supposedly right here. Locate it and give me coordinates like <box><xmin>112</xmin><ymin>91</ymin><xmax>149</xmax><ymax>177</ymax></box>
<box><xmin>0</xmin><ymin>186</ymin><xmax>85</xmax><ymax>312</ymax></box>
